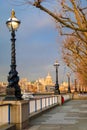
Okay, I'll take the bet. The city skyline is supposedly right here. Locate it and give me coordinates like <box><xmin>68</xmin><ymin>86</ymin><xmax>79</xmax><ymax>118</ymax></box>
<box><xmin>0</xmin><ymin>1</ymin><xmax>71</xmax><ymax>83</ymax></box>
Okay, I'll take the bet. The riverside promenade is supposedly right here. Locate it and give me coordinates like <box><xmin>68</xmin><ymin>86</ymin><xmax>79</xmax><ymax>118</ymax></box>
<box><xmin>24</xmin><ymin>99</ymin><xmax>87</xmax><ymax>130</ymax></box>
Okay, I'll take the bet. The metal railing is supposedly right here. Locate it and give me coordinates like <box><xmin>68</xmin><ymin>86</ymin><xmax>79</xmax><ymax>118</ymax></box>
<box><xmin>28</xmin><ymin>96</ymin><xmax>58</xmax><ymax>115</ymax></box>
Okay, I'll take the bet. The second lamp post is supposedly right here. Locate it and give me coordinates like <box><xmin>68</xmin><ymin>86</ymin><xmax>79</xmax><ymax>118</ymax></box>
<box><xmin>54</xmin><ymin>60</ymin><xmax>60</xmax><ymax>94</ymax></box>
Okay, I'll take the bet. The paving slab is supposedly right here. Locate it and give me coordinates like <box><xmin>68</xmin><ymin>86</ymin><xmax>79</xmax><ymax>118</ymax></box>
<box><xmin>23</xmin><ymin>100</ymin><xmax>87</xmax><ymax>130</ymax></box>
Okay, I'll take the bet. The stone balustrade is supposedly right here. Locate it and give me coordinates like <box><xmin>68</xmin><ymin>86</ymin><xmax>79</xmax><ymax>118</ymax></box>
<box><xmin>0</xmin><ymin>94</ymin><xmax>72</xmax><ymax>130</ymax></box>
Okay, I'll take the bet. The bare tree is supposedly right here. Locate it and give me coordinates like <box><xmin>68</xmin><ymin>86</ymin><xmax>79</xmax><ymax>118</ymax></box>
<box><xmin>14</xmin><ymin>0</ymin><xmax>87</xmax><ymax>84</ymax></box>
<box><xmin>23</xmin><ymin>1</ymin><xmax>87</xmax><ymax>33</ymax></box>
<box><xmin>62</xmin><ymin>36</ymin><xmax>87</xmax><ymax>84</ymax></box>
<box><xmin>15</xmin><ymin>0</ymin><xmax>87</xmax><ymax>43</ymax></box>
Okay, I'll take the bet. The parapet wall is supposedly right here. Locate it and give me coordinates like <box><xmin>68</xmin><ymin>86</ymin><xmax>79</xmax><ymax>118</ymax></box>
<box><xmin>0</xmin><ymin>94</ymin><xmax>72</xmax><ymax>130</ymax></box>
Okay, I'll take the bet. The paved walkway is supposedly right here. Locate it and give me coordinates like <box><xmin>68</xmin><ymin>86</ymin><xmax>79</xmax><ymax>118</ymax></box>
<box><xmin>23</xmin><ymin>100</ymin><xmax>87</xmax><ymax>130</ymax></box>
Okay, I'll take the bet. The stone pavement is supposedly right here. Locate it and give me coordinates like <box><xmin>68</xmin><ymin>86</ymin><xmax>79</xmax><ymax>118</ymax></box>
<box><xmin>23</xmin><ymin>100</ymin><xmax>87</xmax><ymax>130</ymax></box>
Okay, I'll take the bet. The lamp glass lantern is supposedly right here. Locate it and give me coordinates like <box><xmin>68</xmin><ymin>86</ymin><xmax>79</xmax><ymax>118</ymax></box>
<box><xmin>6</xmin><ymin>9</ymin><xmax>20</xmax><ymax>31</ymax></box>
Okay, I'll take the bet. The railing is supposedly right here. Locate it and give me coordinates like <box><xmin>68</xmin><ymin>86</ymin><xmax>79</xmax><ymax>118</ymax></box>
<box><xmin>62</xmin><ymin>94</ymin><xmax>70</xmax><ymax>101</ymax></box>
<box><xmin>28</xmin><ymin>96</ymin><xmax>58</xmax><ymax>115</ymax></box>
<box><xmin>0</xmin><ymin>94</ymin><xmax>72</xmax><ymax>130</ymax></box>
<box><xmin>0</xmin><ymin>104</ymin><xmax>11</xmax><ymax>126</ymax></box>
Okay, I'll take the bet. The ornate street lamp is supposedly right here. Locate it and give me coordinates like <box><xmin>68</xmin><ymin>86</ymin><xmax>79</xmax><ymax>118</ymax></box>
<box><xmin>4</xmin><ymin>10</ymin><xmax>22</xmax><ymax>100</ymax></box>
<box><xmin>67</xmin><ymin>73</ymin><xmax>71</xmax><ymax>93</ymax></box>
<box><xmin>54</xmin><ymin>60</ymin><xmax>60</xmax><ymax>94</ymax></box>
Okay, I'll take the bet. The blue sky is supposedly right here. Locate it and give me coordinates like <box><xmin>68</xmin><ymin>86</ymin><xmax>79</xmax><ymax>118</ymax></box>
<box><xmin>0</xmin><ymin>0</ymin><xmax>72</xmax><ymax>83</ymax></box>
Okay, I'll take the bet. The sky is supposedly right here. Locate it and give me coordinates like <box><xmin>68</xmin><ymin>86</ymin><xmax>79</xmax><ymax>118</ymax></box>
<box><xmin>0</xmin><ymin>0</ymin><xmax>73</xmax><ymax>83</ymax></box>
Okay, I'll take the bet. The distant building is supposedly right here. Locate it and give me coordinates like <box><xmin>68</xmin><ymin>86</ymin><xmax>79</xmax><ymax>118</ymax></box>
<box><xmin>35</xmin><ymin>73</ymin><xmax>54</xmax><ymax>92</ymax></box>
<box><xmin>45</xmin><ymin>73</ymin><xmax>53</xmax><ymax>86</ymax></box>
<box><xmin>60</xmin><ymin>82</ymin><xmax>68</xmax><ymax>93</ymax></box>
<box><xmin>18</xmin><ymin>73</ymin><xmax>54</xmax><ymax>93</ymax></box>
<box><xmin>0</xmin><ymin>82</ymin><xmax>7</xmax><ymax>93</ymax></box>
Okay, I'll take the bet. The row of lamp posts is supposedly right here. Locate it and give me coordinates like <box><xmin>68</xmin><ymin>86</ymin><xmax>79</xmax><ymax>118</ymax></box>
<box><xmin>54</xmin><ymin>60</ymin><xmax>71</xmax><ymax>94</ymax></box>
<box><xmin>54</xmin><ymin>61</ymin><xmax>78</xmax><ymax>94</ymax></box>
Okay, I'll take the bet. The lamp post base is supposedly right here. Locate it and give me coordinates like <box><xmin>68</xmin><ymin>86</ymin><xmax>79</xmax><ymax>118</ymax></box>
<box><xmin>75</xmin><ymin>88</ymin><xmax>77</xmax><ymax>93</ymax></box>
<box><xmin>4</xmin><ymin>87</ymin><xmax>17</xmax><ymax>100</ymax></box>
<box><xmin>4</xmin><ymin>87</ymin><xmax>22</xmax><ymax>101</ymax></box>
<box><xmin>4</xmin><ymin>95</ymin><xmax>17</xmax><ymax>100</ymax></box>
<box><xmin>67</xmin><ymin>87</ymin><xmax>71</xmax><ymax>93</ymax></box>
<box><xmin>54</xmin><ymin>89</ymin><xmax>60</xmax><ymax>95</ymax></box>
<box><xmin>67</xmin><ymin>90</ymin><xmax>71</xmax><ymax>93</ymax></box>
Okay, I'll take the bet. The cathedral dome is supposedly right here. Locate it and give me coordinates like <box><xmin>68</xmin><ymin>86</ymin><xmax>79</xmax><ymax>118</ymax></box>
<box><xmin>46</xmin><ymin>73</ymin><xmax>52</xmax><ymax>79</ymax></box>
<box><xmin>45</xmin><ymin>73</ymin><xmax>53</xmax><ymax>85</ymax></box>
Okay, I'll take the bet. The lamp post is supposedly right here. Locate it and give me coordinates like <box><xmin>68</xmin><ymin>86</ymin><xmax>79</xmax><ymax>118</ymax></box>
<box><xmin>4</xmin><ymin>9</ymin><xmax>22</xmax><ymax>100</ymax></box>
<box><xmin>74</xmin><ymin>79</ymin><xmax>77</xmax><ymax>92</ymax></box>
<box><xmin>67</xmin><ymin>73</ymin><xmax>71</xmax><ymax>93</ymax></box>
<box><xmin>54</xmin><ymin>60</ymin><xmax>60</xmax><ymax>94</ymax></box>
